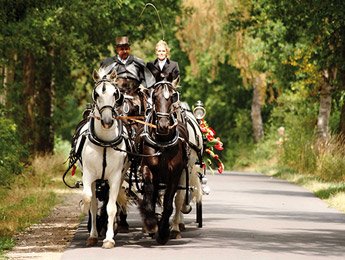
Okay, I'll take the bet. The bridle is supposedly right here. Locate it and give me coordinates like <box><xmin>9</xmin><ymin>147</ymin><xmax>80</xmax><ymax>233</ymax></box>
<box><xmin>91</xmin><ymin>79</ymin><xmax>122</xmax><ymax>120</ymax></box>
<box><xmin>150</xmin><ymin>82</ymin><xmax>180</xmax><ymax>133</ymax></box>
<box><xmin>140</xmin><ymin>82</ymin><xmax>182</xmax><ymax>148</ymax></box>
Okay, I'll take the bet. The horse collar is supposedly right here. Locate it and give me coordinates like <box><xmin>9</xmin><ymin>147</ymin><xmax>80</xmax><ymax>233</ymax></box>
<box><xmin>88</xmin><ymin>117</ymin><xmax>124</xmax><ymax>148</ymax></box>
<box><xmin>142</xmin><ymin>113</ymin><xmax>180</xmax><ymax>149</ymax></box>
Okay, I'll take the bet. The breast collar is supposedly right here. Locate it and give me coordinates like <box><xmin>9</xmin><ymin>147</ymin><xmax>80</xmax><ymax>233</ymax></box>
<box><xmin>87</xmin><ymin>117</ymin><xmax>124</xmax><ymax>148</ymax></box>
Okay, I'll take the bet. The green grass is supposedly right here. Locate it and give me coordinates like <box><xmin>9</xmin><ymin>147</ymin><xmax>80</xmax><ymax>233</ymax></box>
<box><xmin>0</xmin><ymin>154</ymin><xmax>67</xmax><ymax>257</ymax></box>
<box><xmin>0</xmin><ymin>237</ymin><xmax>14</xmax><ymax>252</ymax></box>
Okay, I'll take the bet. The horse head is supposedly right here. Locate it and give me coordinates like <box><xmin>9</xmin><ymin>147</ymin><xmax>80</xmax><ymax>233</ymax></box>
<box><xmin>151</xmin><ymin>80</ymin><xmax>180</xmax><ymax>136</ymax></box>
<box><xmin>92</xmin><ymin>69</ymin><xmax>123</xmax><ymax>129</ymax></box>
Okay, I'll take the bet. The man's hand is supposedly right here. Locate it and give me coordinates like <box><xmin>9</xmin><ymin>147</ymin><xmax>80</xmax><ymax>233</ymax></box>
<box><xmin>139</xmin><ymin>84</ymin><xmax>146</xmax><ymax>92</ymax></box>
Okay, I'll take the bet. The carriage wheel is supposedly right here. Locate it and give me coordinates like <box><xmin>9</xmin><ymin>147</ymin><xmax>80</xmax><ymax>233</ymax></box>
<box><xmin>196</xmin><ymin>201</ymin><xmax>202</xmax><ymax>228</ymax></box>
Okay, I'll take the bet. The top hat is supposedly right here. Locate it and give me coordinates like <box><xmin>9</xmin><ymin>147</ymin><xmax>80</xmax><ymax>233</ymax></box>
<box><xmin>115</xmin><ymin>36</ymin><xmax>130</xmax><ymax>46</ymax></box>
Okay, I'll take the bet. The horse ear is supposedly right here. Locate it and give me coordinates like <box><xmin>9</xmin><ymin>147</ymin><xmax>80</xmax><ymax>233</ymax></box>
<box><xmin>110</xmin><ymin>69</ymin><xmax>117</xmax><ymax>81</ymax></box>
<box><xmin>93</xmin><ymin>69</ymin><xmax>100</xmax><ymax>82</ymax></box>
<box><xmin>172</xmin><ymin>76</ymin><xmax>180</xmax><ymax>88</ymax></box>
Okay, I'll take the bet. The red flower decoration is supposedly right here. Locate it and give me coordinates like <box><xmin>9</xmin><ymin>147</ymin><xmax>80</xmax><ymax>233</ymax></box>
<box><xmin>71</xmin><ymin>165</ymin><xmax>76</xmax><ymax>176</ymax></box>
<box><xmin>218</xmin><ymin>162</ymin><xmax>224</xmax><ymax>173</ymax></box>
<box><xmin>200</xmin><ymin>119</ymin><xmax>224</xmax><ymax>174</ymax></box>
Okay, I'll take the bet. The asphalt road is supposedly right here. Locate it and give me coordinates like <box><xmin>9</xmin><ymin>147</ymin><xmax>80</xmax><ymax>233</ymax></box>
<box><xmin>61</xmin><ymin>171</ymin><xmax>345</xmax><ymax>260</ymax></box>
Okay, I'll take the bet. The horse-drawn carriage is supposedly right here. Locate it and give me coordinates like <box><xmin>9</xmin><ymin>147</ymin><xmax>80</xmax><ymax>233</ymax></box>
<box><xmin>63</xmin><ymin>68</ymin><xmax>211</xmax><ymax>248</ymax></box>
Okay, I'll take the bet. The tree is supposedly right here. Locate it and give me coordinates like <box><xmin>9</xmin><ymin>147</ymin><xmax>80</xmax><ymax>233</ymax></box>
<box><xmin>0</xmin><ymin>0</ymin><xmax>182</xmax><ymax>156</ymax></box>
<box><xmin>251</xmin><ymin>0</ymin><xmax>345</xmax><ymax>143</ymax></box>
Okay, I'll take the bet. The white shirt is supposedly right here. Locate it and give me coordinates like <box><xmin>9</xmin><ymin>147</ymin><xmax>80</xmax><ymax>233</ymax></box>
<box><xmin>118</xmin><ymin>56</ymin><xmax>129</xmax><ymax>64</ymax></box>
<box><xmin>158</xmin><ymin>59</ymin><xmax>166</xmax><ymax>70</ymax></box>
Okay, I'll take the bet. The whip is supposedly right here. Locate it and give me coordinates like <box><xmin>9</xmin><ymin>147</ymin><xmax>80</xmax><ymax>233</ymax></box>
<box><xmin>140</xmin><ymin>2</ymin><xmax>164</xmax><ymax>40</ymax></box>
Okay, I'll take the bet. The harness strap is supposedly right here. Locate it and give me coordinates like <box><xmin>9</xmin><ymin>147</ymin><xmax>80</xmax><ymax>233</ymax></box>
<box><xmin>116</xmin><ymin>115</ymin><xmax>157</xmax><ymax>128</ymax></box>
<box><xmin>101</xmin><ymin>147</ymin><xmax>107</xmax><ymax>180</ymax></box>
<box><xmin>111</xmin><ymin>145</ymin><xmax>162</xmax><ymax>157</ymax></box>
<box><xmin>90</xmin><ymin>114</ymin><xmax>157</xmax><ymax>129</ymax></box>
<box><xmin>75</xmin><ymin>134</ymin><xmax>87</xmax><ymax>165</ymax></box>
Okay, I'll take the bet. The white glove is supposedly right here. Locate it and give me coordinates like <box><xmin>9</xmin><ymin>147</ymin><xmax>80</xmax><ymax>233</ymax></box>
<box><xmin>139</xmin><ymin>84</ymin><xmax>146</xmax><ymax>92</ymax></box>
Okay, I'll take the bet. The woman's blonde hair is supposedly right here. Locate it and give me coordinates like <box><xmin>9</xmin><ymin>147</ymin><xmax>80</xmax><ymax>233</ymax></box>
<box><xmin>155</xmin><ymin>40</ymin><xmax>170</xmax><ymax>58</ymax></box>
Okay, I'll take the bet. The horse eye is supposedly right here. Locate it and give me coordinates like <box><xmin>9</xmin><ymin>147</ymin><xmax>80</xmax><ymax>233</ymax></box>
<box><xmin>93</xmin><ymin>92</ymin><xmax>99</xmax><ymax>100</ymax></box>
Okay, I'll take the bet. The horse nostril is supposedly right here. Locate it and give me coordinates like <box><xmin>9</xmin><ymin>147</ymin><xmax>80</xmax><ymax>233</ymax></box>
<box><xmin>157</xmin><ymin>117</ymin><xmax>170</xmax><ymax>134</ymax></box>
<box><xmin>101</xmin><ymin>119</ymin><xmax>114</xmax><ymax>129</ymax></box>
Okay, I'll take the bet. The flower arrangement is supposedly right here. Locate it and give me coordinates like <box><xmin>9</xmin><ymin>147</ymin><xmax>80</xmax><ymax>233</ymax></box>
<box><xmin>199</xmin><ymin>118</ymin><xmax>224</xmax><ymax>173</ymax></box>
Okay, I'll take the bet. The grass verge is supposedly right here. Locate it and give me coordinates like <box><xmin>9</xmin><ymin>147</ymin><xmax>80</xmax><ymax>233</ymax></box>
<box><xmin>0</xmin><ymin>154</ymin><xmax>68</xmax><ymax>257</ymax></box>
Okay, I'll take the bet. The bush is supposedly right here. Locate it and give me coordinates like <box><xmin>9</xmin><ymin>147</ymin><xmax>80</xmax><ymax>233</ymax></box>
<box><xmin>0</xmin><ymin>118</ymin><xmax>27</xmax><ymax>186</ymax></box>
<box><xmin>268</xmin><ymin>90</ymin><xmax>318</xmax><ymax>174</ymax></box>
<box><xmin>315</xmin><ymin>135</ymin><xmax>345</xmax><ymax>182</ymax></box>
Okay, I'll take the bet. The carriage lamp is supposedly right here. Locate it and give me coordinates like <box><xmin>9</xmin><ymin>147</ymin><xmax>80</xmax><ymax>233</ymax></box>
<box><xmin>193</xmin><ymin>100</ymin><xmax>206</xmax><ymax>120</ymax></box>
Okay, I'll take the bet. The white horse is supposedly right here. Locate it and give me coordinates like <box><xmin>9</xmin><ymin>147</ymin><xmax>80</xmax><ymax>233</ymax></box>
<box><xmin>76</xmin><ymin>69</ymin><xmax>129</xmax><ymax>248</ymax></box>
<box><xmin>171</xmin><ymin>105</ymin><xmax>204</xmax><ymax>238</ymax></box>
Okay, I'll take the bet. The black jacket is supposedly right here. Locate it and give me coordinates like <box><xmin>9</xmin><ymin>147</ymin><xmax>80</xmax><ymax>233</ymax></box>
<box><xmin>146</xmin><ymin>58</ymin><xmax>179</xmax><ymax>83</ymax></box>
<box><xmin>100</xmin><ymin>55</ymin><xmax>146</xmax><ymax>84</ymax></box>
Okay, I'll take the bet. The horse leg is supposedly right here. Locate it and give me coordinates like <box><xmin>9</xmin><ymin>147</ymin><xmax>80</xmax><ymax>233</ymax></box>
<box><xmin>102</xmin><ymin>176</ymin><xmax>121</xmax><ymax>249</ymax></box>
<box><xmin>139</xmin><ymin>165</ymin><xmax>158</xmax><ymax>234</ymax></box>
<box><xmin>81</xmin><ymin>173</ymin><xmax>93</xmax><ymax>214</ymax></box>
<box><xmin>87</xmin><ymin>182</ymin><xmax>99</xmax><ymax>246</ymax></box>
<box><xmin>117</xmin><ymin>206</ymin><xmax>129</xmax><ymax>233</ymax></box>
<box><xmin>156</xmin><ymin>184</ymin><xmax>177</xmax><ymax>245</ymax></box>
<box><xmin>171</xmin><ymin>171</ymin><xmax>186</xmax><ymax>239</ymax></box>
<box><xmin>115</xmin><ymin>189</ymin><xmax>129</xmax><ymax>233</ymax></box>
<box><xmin>81</xmin><ymin>176</ymin><xmax>99</xmax><ymax>246</ymax></box>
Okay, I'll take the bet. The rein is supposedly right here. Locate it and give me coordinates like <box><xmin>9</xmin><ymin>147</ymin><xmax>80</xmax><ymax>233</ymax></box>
<box><xmin>90</xmin><ymin>114</ymin><xmax>159</xmax><ymax>129</ymax></box>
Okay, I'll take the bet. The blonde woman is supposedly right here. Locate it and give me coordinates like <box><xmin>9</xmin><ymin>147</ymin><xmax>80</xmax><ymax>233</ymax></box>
<box><xmin>146</xmin><ymin>40</ymin><xmax>180</xmax><ymax>82</ymax></box>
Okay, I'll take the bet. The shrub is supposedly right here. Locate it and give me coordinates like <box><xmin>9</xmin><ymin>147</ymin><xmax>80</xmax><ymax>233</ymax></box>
<box><xmin>0</xmin><ymin>118</ymin><xmax>27</xmax><ymax>186</ymax></box>
<box><xmin>315</xmin><ymin>135</ymin><xmax>345</xmax><ymax>182</ymax></box>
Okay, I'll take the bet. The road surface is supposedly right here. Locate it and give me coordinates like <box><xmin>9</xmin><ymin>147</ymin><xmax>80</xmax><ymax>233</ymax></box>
<box><xmin>61</xmin><ymin>171</ymin><xmax>345</xmax><ymax>260</ymax></box>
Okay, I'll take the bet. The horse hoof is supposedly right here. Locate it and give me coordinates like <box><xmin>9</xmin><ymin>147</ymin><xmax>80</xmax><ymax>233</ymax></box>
<box><xmin>149</xmin><ymin>225</ymin><xmax>158</xmax><ymax>234</ymax></box>
<box><xmin>86</xmin><ymin>237</ymin><xmax>98</xmax><ymax>247</ymax></box>
<box><xmin>117</xmin><ymin>225</ymin><xmax>129</xmax><ymax>233</ymax></box>
<box><xmin>156</xmin><ymin>235</ymin><xmax>169</xmax><ymax>245</ymax></box>
<box><xmin>181</xmin><ymin>205</ymin><xmax>192</xmax><ymax>214</ymax></box>
<box><xmin>179</xmin><ymin>223</ymin><xmax>186</xmax><ymax>231</ymax></box>
<box><xmin>102</xmin><ymin>240</ymin><xmax>115</xmax><ymax>249</ymax></box>
<box><xmin>144</xmin><ymin>221</ymin><xmax>158</xmax><ymax>234</ymax></box>
<box><xmin>170</xmin><ymin>230</ymin><xmax>182</xmax><ymax>239</ymax></box>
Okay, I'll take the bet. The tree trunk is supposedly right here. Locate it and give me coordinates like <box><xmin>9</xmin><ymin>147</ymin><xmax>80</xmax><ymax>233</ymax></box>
<box><xmin>0</xmin><ymin>66</ymin><xmax>5</xmax><ymax>105</ymax></box>
<box><xmin>23</xmin><ymin>51</ymin><xmax>36</xmax><ymax>154</ymax></box>
<box><xmin>338</xmin><ymin>73</ymin><xmax>345</xmax><ymax>137</ymax></box>
<box><xmin>35</xmin><ymin>50</ymin><xmax>54</xmax><ymax>155</ymax></box>
<box><xmin>316</xmin><ymin>69</ymin><xmax>334</xmax><ymax>143</ymax></box>
<box><xmin>251</xmin><ymin>74</ymin><xmax>265</xmax><ymax>143</ymax></box>
<box><xmin>2</xmin><ymin>52</ymin><xmax>17</xmax><ymax>107</ymax></box>
<box><xmin>339</xmin><ymin>101</ymin><xmax>345</xmax><ymax>136</ymax></box>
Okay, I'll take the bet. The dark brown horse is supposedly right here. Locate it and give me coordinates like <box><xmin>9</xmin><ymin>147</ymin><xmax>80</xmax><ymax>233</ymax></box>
<box><xmin>138</xmin><ymin>80</ymin><xmax>189</xmax><ymax>245</ymax></box>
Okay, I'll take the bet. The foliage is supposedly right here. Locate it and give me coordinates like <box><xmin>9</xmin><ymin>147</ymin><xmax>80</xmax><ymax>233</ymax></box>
<box><xmin>0</xmin><ymin>237</ymin><xmax>14</xmax><ymax>254</ymax></box>
<box><xmin>1</xmin><ymin>0</ymin><xmax>345</xmax><ymax>186</ymax></box>
<box><xmin>315</xmin><ymin>135</ymin><xmax>345</xmax><ymax>182</ymax></box>
<box><xmin>0</xmin><ymin>0</ymin><xmax>182</xmax><ymax>155</ymax></box>
<box><xmin>267</xmin><ymin>90</ymin><xmax>318</xmax><ymax>173</ymax></box>
<box><xmin>0</xmin><ymin>117</ymin><xmax>27</xmax><ymax>186</ymax></box>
